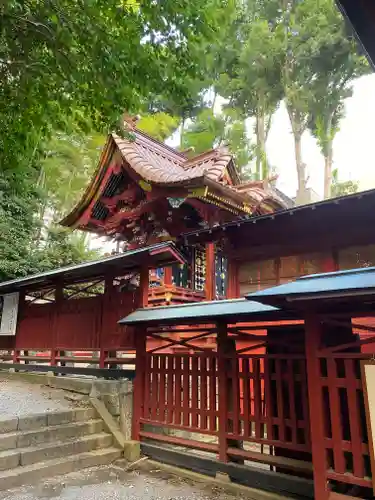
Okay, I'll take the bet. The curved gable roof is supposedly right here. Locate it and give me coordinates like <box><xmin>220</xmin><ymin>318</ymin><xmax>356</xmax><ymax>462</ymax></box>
<box><xmin>61</xmin><ymin>126</ymin><xmax>288</xmax><ymax>230</ymax></box>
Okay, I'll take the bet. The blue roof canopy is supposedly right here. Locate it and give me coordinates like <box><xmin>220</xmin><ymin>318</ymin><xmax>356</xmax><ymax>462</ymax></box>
<box><xmin>119</xmin><ymin>298</ymin><xmax>293</xmax><ymax>327</ymax></box>
<box><xmin>246</xmin><ymin>266</ymin><xmax>375</xmax><ymax>311</ymax></box>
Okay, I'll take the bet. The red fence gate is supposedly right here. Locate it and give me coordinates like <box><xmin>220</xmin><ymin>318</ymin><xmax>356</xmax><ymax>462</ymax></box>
<box><xmin>136</xmin><ymin>349</ymin><xmax>312</xmax><ymax>475</ymax></box>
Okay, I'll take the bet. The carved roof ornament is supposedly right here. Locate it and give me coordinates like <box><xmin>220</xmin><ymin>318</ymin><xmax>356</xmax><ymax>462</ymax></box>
<box><xmin>123</xmin><ymin>113</ymin><xmax>140</xmax><ymax>130</ymax></box>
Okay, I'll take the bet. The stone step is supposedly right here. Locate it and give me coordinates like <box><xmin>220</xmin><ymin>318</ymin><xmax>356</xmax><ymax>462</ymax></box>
<box><xmin>0</xmin><ymin>419</ymin><xmax>104</xmax><ymax>451</ymax></box>
<box><xmin>0</xmin><ymin>432</ymin><xmax>113</xmax><ymax>471</ymax></box>
<box><xmin>0</xmin><ymin>408</ymin><xmax>96</xmax><ymax>434</ymax></box>
<box><xmin>0</xmin><ymin>447</ymin><xmax>122</xmax><ymax>490</ymax></box>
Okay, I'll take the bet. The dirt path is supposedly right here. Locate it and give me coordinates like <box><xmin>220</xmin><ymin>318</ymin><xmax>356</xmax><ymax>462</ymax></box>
<box><xmin>0</xmin><ymin>465</ymin><xmax>242</xmax><ymax>500</ymax></box>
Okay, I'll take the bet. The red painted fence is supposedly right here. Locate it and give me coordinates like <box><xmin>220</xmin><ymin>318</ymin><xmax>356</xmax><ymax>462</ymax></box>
<box><xmin>138</xmin><ymin>351</ymin><xmax>312</xmax><ymax>474</ymax></box>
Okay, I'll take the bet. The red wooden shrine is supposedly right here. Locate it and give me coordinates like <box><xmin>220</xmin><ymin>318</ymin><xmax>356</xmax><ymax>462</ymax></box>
<box><xmin>3</xmin><ymin>120</ymin><xmax>375</xmax><ymax>498</ymax></box>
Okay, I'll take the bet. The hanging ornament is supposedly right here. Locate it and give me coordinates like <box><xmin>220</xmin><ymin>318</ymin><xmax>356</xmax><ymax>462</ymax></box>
<box><xmin>167</xmin><ymin>197</ymin><xmax>186</xmax><ymax>209</ymax></box>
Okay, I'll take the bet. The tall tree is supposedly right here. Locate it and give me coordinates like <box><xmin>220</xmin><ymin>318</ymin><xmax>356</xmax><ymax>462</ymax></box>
<box><xmin>0</xmin><ymin>0</ymin><xmax>227</xmax><ymax>280</ymax></box>
<box><xmin>280</xmin><ymin>0</ymin><xmax>369</xmax><ymax>203</ymax></box>
<box><xmin>222</xmin><ymin>0</ymin><xmax>284</xmax><ymax>180</ymax></box>
<box><xmin>306</xmin><ymin>23</ymin><xmax>369</xmax><ymax>198</ymax></box>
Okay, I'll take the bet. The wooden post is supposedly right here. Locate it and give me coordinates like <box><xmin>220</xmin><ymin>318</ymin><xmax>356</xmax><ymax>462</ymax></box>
<box><xmin>132</xmin><ymin>265</ymin><xmax>149</xmax><ymax>441</ymax></box>
<box><xmin>164</xmin><ymin>266</ymin><xmax>173</xmax><ymax>286</ymax></box>
<box><xmin>14</xmin><ymin>291</ymin><xmax>25</xmax><ymax>367</ymax></box>
<box><xmin>139</xmin><ymin>265</ymin><xmax>149</xmax><ymax>308</ymax></box>
<box><xmin>217</xmin><ymin>321</ymin><xmax>229</xmax><ymax>462</ymax></box>
<box><xmin>103</xmin><ymin>274</ymin><xmax>115</xmax><ymax>370</ymax></box>
<box><xmin>322</xmin><ymin>252</ymin><xmax>337</xmax><ymax>273</ymax></box>
<box><xmin>205</xmin><ymin>243</ymin><xmax>215</xmax><ymax>301</ymax></box>
<box><xmin>132</xmin><ymin>326</ymin><xmax>146</xmax><ymax>441</ymax></box>
<box><xmin>305</xmin><ymin>314</ymin><xmax>329</xmax><ymax>500</ymax></box>
<box><xmin>51</xmin><ymin>283</ymin><xmax>64</xmax><ymax>367</ymax></box>
<box><xmin>227</xmin><ymin>259</ymin><xmax>239</xmax><ymax>299</ymax></box>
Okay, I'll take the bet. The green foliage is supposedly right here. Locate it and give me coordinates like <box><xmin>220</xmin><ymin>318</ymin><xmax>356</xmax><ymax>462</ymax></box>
<box><xmin>0</xmin><ymin>179</ymin><xmax>42</xmax><ymax>281</ymax></box>
<box><xmin>41</xmin><ymin>132</ymin><xmax>105</xmax><ymax>218</ymax></box>
<box><xmin>182</xmin><ymin>109</ymin><xmax>252</xmax><ymax>173</ymax></box>
<box><xmin>34</xmin><ymin>227</ymin><xmax>101</xmax><ymax>273</ymax></box>
<box><xmin>137</xmin><ymin>113</ymin><xmax>180</xmax><ymax>142</ymax></box>
<box><xmin>182</xmin><ymin>109</ymin><xmax>226</xmax><ymax>153</ymax></box>
<box><xmin>0</xmin><ymin>0</ymin><xmax>227</xmax><ymax>281</ymax></box>
<box><xmin>331</xmin><ymin>169</ymin><xmax>359</xmax><ymax>198</ymax></box>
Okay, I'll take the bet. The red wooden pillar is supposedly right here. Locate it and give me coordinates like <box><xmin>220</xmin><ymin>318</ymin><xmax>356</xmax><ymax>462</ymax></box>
<box><xmin>217</xmin><ymin>321</ymin><xmax>229</xmax><ymax>461</ymax></box>
<box><xmin>100</xmin><ymin>274</ymin><xmax>115</xmax><ymax>368</ymax></box>
<box><xmin>205</xmin><ymin>242</ymin><xmax>215</xmax><ymax>301</ymax></box>
<box><xmin>51</xmin><ymin>282</ymin><xmax>64</xmax><ymax>366</ymax></box>
<box><xmin>164</xmin><ymin>266</ymin><xmax>173</xmax><ymax>286</ymax></box>
<box><xmin>305</xmin><ymin>314</ymin><xmax>329</xmax><ymax>500</ymax></box>
<box><xmin>132</xmin><ymin>264</ymin><xmax>149</xmax><ymax>441</ymax></box>
<box><xmin>322</xmin><ymin>251</ymin><xmax>338</xmax><ymax>273</ymax></box>
<box><xmin>132</xmin><ymin>326</ymin><xmax>146</xmax><ymax>441</ymax></box>
<box><xmin>139</xmin><ymin>265</ymin><xmax>149</xmax><ymax>308</ymax></box>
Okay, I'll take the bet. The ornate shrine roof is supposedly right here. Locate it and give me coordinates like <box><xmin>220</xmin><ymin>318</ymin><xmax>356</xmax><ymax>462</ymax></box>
<box><xmin>61</xmin><ymin>118</ymin><xmax>288</xmax><ymax>243</ymax></box>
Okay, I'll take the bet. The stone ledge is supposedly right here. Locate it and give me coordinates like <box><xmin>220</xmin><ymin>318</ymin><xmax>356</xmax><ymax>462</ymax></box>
<box><xmin>138</xmin><ymin>459</ymin><xmax>294</xmax><ymax>500</ymax></box>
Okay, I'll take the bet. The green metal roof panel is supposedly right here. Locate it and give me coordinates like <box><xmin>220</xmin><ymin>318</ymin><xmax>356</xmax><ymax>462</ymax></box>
<box><xmin>246</xmin><ymin>266</ymin><xmax>375</xmax><ymax>307</ymax></box>
<box><xmin>119</xmin><ymin>298</ymin><xmax>287</xmax><ymax>326</ymax></box>
<box><xmin>0</xmin><ymin>242</ymin><xmax>185</xmax><ymax>294</ymax></box>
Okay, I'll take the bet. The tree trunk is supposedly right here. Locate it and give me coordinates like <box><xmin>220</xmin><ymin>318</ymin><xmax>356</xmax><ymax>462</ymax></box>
<box><xmin>287</xmin><ymin>107</ymin><xmax>308</xmax><ymax>205</ymax></box>
<box><xmin>180</xmin><ymin>118</ymin><xmax>185</xmax><ymax>150</ymax></box>
<box><xmin>256</xmin><ymin>111</ymin><xmax>267</xmax><ymax>181</ymax></box>
<box><xmin>293</xmin><ymin>130</ymin><xmax>307</xmax><ymax>204</ymax></box>
<box><xmin>324</xmin><ymin>142</ymin><xmax>333</xmax><ymax>199</ymax></box>
<box><xmin>255</xmin><ymin>115</ymin><xmax>261</xmax><ymax>181</ymax></box>
<box><xmin>323</xmin><ymin>114</ymin><xmax>334</xmax><ymax>199</ymax></box>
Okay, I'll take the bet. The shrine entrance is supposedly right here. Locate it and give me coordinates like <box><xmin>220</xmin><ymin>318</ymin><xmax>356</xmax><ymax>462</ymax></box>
<box><xmin>121</xmin><ymin>300</ymin><xmax>315</xmax><ymax>498</ymax></box>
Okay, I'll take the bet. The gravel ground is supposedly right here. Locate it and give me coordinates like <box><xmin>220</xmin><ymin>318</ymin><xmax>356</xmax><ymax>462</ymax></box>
<box><xmin>0</xmin><ymin>378</ymin><xmax>73</xmax><ymax>417</ymax></box>
<box><xmin>0</xmin><ymin>464</ymin><xmax>241</xmax><ymax>500</ymax></box>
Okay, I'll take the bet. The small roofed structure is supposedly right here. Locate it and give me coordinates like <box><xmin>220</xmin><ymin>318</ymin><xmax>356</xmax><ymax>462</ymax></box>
<box><xmin>60</xmin><ymin>117</ymin><xmax>287</xmax><ymax>250</ymax></box>
<box><xmin>119</xmin><ymin>298</ymin><xmax>293</xmax><ymax>326</ymax></box>
<box><xmin>246</xmin><ymin>265</ymin><xmax>375</xmax><ymax>314</ymax></box>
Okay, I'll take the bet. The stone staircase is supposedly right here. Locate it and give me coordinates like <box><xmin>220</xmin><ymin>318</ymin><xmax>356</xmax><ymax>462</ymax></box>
<box><xmin>0</xmin><ymin>407</ymin><xmax>121</xmax><ymax>490</ymax></box>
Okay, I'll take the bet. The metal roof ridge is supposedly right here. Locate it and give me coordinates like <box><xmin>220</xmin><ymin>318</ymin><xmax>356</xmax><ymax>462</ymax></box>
<box><xmin>296</xmin><ymin>265</ymin><xmax>375</xmax><ymax>282</ymax></box>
